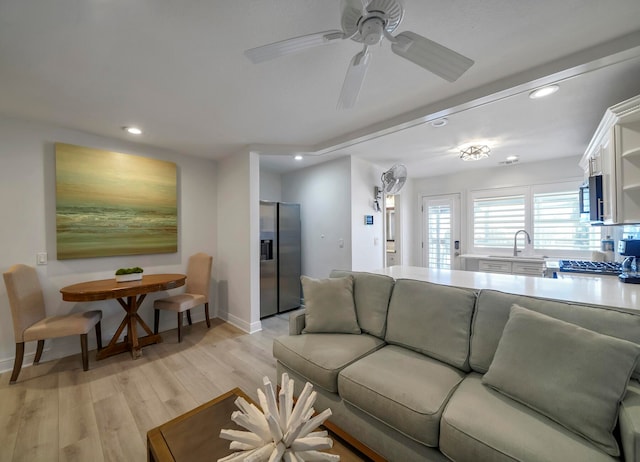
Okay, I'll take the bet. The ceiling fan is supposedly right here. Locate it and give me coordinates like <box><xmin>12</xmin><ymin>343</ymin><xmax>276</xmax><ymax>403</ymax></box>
<box><xmin>244</xmin><ymin>0</ymin><xmax>474</xmax><ymax>109</ymax></box>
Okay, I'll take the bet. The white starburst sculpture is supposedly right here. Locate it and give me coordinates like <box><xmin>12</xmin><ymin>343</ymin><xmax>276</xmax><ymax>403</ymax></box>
<box><xmin>218</xmin><ymin>374</ymin><xmax>339</xmax><ymax>462</ymax></box>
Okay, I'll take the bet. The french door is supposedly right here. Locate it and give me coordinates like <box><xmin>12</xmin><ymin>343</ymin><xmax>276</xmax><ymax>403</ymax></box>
<box><xmin>422</xmin><ymin>194</ymin><xmax>461</xmax><ymax>269</ymax></box>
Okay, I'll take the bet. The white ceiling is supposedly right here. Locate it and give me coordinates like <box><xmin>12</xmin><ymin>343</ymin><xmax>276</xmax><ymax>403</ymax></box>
<box><xmin>1</xmin><ymin>1</ymin><xmax>640</xmax><ymax>178</ymax></box>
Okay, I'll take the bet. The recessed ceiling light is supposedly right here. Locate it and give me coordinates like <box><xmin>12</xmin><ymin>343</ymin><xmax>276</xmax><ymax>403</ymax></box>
<box><xmin>529</xmin><ymin>85</ymin><xmax>559</xmax><ymax>99</ymax></box>
<box><xmin>430</xmin><ymin>118</ymin><xmax>448</xmax><ymax>128</ymax></box>
<box><xmin>506</xmin><ymin>155</ymin><xmax>519</xmax><ymax>161</ymax></box>
<box><xmin>123</xmin><ymin>126</ymin><xmax>142</xmax><ymax>135</ymax></box>
<box><xmin>294</xmin><ymin>155</ymin><xmax>303</xmax><ymax>161</ymax></box>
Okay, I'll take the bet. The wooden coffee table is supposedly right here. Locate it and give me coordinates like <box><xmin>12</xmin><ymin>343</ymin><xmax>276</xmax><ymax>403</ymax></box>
<box><xmin>147</xmin><ymin>387</ymin><xmax>386</xmax><ymax>462</ymax></box>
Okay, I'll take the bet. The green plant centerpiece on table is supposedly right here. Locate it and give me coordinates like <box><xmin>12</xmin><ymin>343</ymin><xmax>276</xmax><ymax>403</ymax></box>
<box><xmin>115</xmin><ymin>267</ymin><xmax>144</xmax><ymax>275</ymax></box>
<box><xmin>115</xmin><ymin>267</ymin><xmax>144</xmax><ymax>282</ymax></box>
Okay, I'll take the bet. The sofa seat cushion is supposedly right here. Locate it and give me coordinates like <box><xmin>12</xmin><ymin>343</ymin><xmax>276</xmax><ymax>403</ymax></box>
<box><xmin>338</xmin><ymin>345</ymin><xmax>466</xmax><ymax>447</ymax></box>
<box><xmin>273</xmin><ymin>333</ymin><xmax>385</xmax><ymax>393</ymax></box>
<box><xmin>440</xmin><ymin>373</ymin><xmax>617</xmax><ymax>462</ymax></box>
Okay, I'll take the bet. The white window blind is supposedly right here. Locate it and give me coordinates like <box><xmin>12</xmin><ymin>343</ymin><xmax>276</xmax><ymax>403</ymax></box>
<box><xmin>533</xmin><ymin>191</ymin><xmax>601</xmax><ymax>251</ymax></box>
<box><xmin>622</xmin><ymin>225</ymin><xmax>640</xmax><ymax>239</ymax></box>
<box><xmin>427</xmin><ymin>202</ymin><xmax>451</xmax><ymax>269</ymax></box>
<box><xmin>473</xmin><ymin>195</ymin><xmax>525</xmax><ymax>248</ymax></box>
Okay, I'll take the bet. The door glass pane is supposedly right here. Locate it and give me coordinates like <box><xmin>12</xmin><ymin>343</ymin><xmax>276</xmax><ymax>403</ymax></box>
<box><xmin>427</xmin><ymin>203</ymin><xmax>451</xmax><ymax>269</ymax></box>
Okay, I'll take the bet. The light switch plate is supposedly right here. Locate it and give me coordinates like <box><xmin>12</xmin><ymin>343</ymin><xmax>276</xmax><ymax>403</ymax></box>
<box><xmin>37</xmin><ymin>252</ymin><xmax>47</xmax><ymax>265</ymax></box>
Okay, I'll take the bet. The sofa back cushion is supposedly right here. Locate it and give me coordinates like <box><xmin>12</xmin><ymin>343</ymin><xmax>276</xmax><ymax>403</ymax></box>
<box><xmin>330</xmin><ymin>270</ymin><xmax>394</xmax><ymax>339</ymax></box>
<box><xmin>385</xmin><ymin>279</ymin><xmax>477</xmax><ymax>371</ymax></box>
<box><xmin>482</xmin><ymin>305</ymin><xmax>640</xmax><ymax>457</ymax></box>
<box><xmin>470</xmin><ymin>289</ymin><xmax>640</xmax><ymax>378</ymax></box>
<box><xmin>300</xmin><ymin>275</ymin><xmax>361</xmax><ymax>334</ymax></box>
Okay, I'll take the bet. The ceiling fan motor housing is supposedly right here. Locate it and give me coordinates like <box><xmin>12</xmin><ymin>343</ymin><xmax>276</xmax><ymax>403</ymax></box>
<box><xmin>342</xmin><ymin>0</ymin><xmax>404</xmax><ymax>44</ymax></box>
<box><xmin>360</xmin><ymin>17</ymin><xmax>386</xmax><ymax>45</ymax></box>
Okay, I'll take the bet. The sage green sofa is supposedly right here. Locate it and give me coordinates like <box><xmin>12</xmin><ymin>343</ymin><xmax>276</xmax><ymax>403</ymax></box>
<box><xmin>272</xmin><ymin>270</ymin><xmax>640</xmax><ymax>462</ymax></box>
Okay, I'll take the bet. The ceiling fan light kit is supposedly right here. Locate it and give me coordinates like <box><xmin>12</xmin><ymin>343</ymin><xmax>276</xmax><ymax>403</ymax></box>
<box><xmin>460</xmin><ymin>145</ymin><xmax>490</xmax><ymax>161</ymax></box>
<box><xmin>244</xmin><ymin>0</ymin><xmax>474</xmax><ymax>109</ymax></box>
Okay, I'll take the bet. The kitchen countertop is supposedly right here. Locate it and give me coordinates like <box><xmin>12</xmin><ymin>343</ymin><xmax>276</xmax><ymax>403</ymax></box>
<box><xmin>374</xmin><ymin>266</ymin><xmax>639</xmax><ymax>312</ymax></box>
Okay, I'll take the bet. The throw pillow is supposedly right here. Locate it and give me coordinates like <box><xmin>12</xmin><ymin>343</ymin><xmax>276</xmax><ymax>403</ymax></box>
<box><xmin>301</xmin><ymin>275</ymin><xmax>361</xmax><ymax>334</ymax></box>
<box><xmin>482</xmin><ymin>304</ymin><xmax>640</xmax><ymax>457</ymax></box>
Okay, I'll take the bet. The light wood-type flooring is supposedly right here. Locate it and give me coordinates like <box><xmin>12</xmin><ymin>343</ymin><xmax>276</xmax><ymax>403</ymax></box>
<box><xmin>0</xmin><ymin>315</ymin><xmax>289</xmax><ymax>462</ymax></box>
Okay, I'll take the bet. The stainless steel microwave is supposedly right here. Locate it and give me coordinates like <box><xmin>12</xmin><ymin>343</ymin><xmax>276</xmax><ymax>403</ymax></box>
<box><xmin>579</xmin><ymin>174</ymin><xmax>604</xmax><ymax>223</ymax></box>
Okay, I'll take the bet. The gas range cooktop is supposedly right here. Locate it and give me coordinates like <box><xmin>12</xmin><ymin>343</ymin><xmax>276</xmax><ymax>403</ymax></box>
<box><xmin>558</xmin><ymin>260</ymin><xmax>622</xmax><ymax>275</ymax></box>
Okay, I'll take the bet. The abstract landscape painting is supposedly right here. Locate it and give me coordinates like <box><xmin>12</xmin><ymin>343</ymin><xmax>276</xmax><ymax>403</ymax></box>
<box><xmin>56</xmin><ymin>143</ymin><xmax>177</xmax><ymax>259</ymax></box>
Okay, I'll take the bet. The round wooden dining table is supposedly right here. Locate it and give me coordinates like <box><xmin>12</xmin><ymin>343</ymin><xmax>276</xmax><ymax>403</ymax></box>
<box><xmin>60</xmin><ymin>274</ymin><xmax>186</xmax><ymax>360</ymax></box>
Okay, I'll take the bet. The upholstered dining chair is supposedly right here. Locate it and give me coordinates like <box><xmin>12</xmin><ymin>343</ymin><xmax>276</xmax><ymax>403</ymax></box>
<box><xmin>3</xmin><ymin>264</ymin><xmax>103</xmax><ymax>384</ymax></box>
<box><xmin>153</xmin><ymin>252</ymin><xmax>213</xmax><ymax>342</ymax></box>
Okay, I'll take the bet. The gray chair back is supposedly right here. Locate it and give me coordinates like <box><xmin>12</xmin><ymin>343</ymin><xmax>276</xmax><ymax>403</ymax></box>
<box><xmin>3</xmin><ymin>264</ymin><xmax>46</xmax><ymax>342</ymax></box>
<box><xmin>186</xmin><ymin>253</ymin><xmax>212</xmax><ymax>300</ymax></box>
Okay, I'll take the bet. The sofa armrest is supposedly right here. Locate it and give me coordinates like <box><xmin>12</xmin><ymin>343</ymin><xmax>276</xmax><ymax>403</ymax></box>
<box><xmin>620</xmin><ymin>380</ymin><xmax>640</xmax><ymax>462</ymax></box>
<box><xmin>289</xmin><ymin>308</ymin><xmax>306</xmax><ymax>335</ymax></box>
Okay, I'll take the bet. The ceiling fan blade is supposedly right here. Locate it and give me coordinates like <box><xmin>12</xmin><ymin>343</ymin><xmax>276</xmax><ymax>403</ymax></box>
<box><xmin>391</xmin><ymin>31</ymin><xmax>474</xmax><ymax>82</ymax></box>
<box><xmin>245</xmin><ymin>30</ymin><xmax>345</xmax><ymax>64</ymax></box>
<box><xmin>337</xmin><ymin>49</ymin><xmax>371</xmax><ymax>109</ymax></box>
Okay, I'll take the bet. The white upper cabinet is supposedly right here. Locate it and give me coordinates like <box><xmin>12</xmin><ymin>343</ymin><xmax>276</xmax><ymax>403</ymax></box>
<box><xmin>580</xmin><ymin>94</ymin><xmax>640</xmax><ymax>224</ymax></box>
<box><xmin>615</xmin><ymin>116</ymin><xmax>640</xmax><ymax>224</ymax></box>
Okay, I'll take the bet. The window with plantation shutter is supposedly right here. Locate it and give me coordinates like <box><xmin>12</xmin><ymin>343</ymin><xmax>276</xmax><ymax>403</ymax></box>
<box><xmin>472</xmin><ymin>194</ymin><xmax>525</xmax><ymax>249</ymax></box>
<box><xmin>533</xmin><ymin>190</ymin><xmax>600</xmax><ymax>251</ymax></box>
<box><xmin>469</xmin><ymin>182</ymin><xmax>603</xmax><ymax>258</ymax></box>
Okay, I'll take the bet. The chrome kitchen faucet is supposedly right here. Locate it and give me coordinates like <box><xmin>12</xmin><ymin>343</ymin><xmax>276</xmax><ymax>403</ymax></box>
<box><xmin>513</xmin><ymin>229</ymin><xmax>531</xmax><ymax>256</ymax></box>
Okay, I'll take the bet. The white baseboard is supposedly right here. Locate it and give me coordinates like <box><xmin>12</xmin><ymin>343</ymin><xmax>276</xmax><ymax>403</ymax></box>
<box><xmin>218</xmin><ymin>311</ymin><xmax>262</xmax><ymax>333</ymax></box>
<box><xmin>0</xmin><ymin>349</ymin><xmax>44</xmax><ymax>375</ymax></box>
<box><xmin>0</xmin><ymin>311</ymin><xmax>222</xmax><ymax>374</ymax></box>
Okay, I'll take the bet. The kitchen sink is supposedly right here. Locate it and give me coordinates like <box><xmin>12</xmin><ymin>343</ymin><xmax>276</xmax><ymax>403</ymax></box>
<box><xmin>487</xmin><ymin>255</ymin><xmax>546</xmax><ymax>261</ymax></box>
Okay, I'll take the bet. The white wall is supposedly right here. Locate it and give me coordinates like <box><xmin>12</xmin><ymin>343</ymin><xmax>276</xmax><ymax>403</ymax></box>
<box><xmin>216</xmin><ymin>149</ymin><xmax>261</xmax><ymax>332</ymax></box>
<box><xmin>394</xmin><ymin>182</ymin><xmax>414</xmax><ymax>266</ymax></box>
<box><xmin>259</xmin><ymin>168</ymin><xmax>282</xmax><ymax>202</ymax></box>
<box><xmin>409</xmin><ymin>156</ymin><xmax>584</xmax><ymax>265</ymax></box>
<box><xmin>350</xmin><ymin>157</ymin><xmax>384</xmax><ymax>271</ymax></box>
<box><xmin>282</xmin><ymin>157</ymin><xmax>352</xmax><ymax>278</ymax></box>
<box><xmin>0</xmin><ymin>116</ymin><xmax>218</xmax><ymax>372</ymax></box>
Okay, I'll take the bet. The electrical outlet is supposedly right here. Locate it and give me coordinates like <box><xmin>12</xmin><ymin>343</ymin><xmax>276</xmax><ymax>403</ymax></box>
<box><xmin>37</xmin><ymin>252</ymin><xmax>48</xmax><ymax>265</ymax></box>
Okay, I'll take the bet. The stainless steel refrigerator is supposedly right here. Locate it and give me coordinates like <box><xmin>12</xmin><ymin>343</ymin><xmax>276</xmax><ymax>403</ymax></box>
<box><xmin>260</xmin><ymin>201</ymin><xmax>302</xmax><ymax>318</ymax></box>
